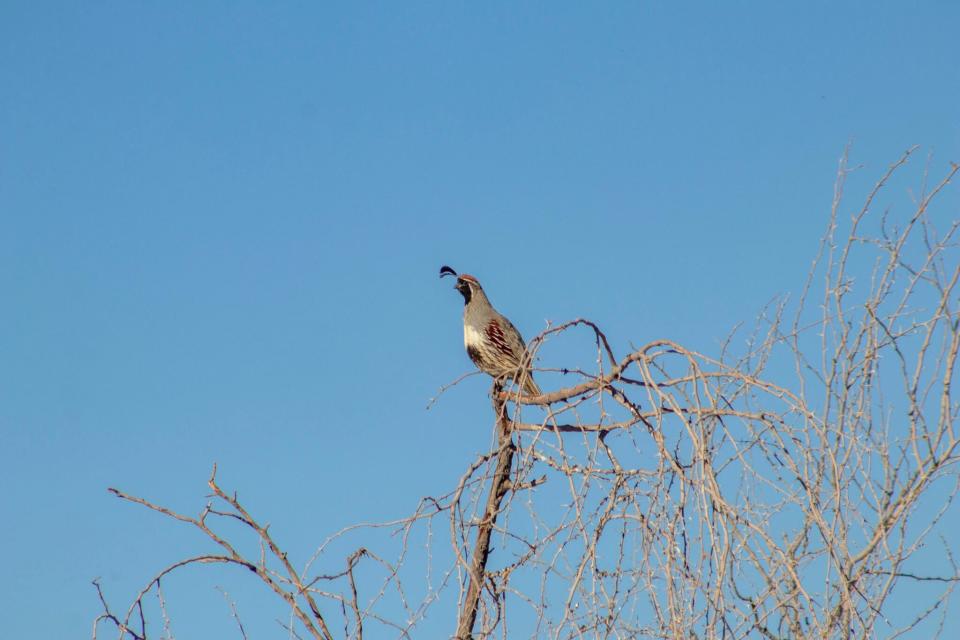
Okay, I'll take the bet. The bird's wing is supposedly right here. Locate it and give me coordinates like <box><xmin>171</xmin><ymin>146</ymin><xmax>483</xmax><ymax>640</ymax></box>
<box><xmin>485</xmin><ymin>318</ymin><xmax>518</xmax><ymax>360</ymax></box>
<box><xmin>494</xmin><ymin>315</ymin><xmax>530</xmax><ymax>364</ymax></box>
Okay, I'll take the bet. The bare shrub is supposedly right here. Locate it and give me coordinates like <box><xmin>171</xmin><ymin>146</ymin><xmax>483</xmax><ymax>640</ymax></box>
<box><xmin>94</xmin><ymin>148</ymin><xmax>959</xmax><ymax>639</ymax></box>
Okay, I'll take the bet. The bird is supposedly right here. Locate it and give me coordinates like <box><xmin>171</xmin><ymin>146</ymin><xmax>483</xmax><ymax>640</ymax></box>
<box><xmin>440</xmin><ymin>265</ymin><xmax>541</xmax><ymax>397</ymax></box>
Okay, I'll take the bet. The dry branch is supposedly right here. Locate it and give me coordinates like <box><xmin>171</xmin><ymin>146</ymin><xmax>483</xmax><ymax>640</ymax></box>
<box><xmin>455</xmin><ymin>390</ymin><xmax>516</xmax><ymax>639</ymax></box>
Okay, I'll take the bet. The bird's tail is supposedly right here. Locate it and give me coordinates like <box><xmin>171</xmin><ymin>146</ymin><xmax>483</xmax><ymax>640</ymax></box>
<box><xmin>520</xmin><ymin>371</ymin><xmax>541</xmax><ymax>398</ymax></box>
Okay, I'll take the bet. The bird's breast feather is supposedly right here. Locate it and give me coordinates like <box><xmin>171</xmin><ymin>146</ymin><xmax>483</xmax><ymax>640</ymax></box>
<box><xmin>464</xmin><ymin>324</ymin><xmax>484</xmax><ymax>349</ymax></box>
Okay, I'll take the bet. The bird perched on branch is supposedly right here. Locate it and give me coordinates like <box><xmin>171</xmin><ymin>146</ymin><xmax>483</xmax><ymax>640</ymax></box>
<box><xmin>440</xmin><ymin>265</ymin><xmax>541</xmax><ymax>397</ymax></box>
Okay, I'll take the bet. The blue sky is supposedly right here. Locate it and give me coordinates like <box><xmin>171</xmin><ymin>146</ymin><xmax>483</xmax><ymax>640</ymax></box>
<box><xmin>1</xmin><ymin>2</ymin><xmax>958</xmax><ymax>637</ymax></box>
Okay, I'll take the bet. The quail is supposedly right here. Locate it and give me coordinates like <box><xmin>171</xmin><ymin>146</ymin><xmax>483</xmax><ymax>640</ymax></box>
<box><xmin>440</xmin><ymin>265</ymin><xmax>541</xmax><ymax>397</ymax></box>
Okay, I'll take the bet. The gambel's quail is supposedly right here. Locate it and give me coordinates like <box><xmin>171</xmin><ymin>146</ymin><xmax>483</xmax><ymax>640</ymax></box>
<box><xmin>440</xmin><ymin>265</ymin><xmax>541</xmax><ymax>397</ymax></box>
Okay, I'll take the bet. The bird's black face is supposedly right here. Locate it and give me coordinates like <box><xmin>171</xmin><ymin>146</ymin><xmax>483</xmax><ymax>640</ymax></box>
<box><xmin>455</xmin><ymin>278</ymin><xmax>472</xmax><ymax>304</ymax></box>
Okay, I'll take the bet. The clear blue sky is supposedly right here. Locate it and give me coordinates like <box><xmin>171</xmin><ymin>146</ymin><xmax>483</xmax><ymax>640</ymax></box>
<box><xmin>1</xmin><ymin>2</ymin><xmax>958</xmax><ymax>637</ymax></box>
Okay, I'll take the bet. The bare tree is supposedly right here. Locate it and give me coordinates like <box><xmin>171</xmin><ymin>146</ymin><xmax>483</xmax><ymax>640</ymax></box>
<box><xmin>94</xmin><ymin>148</ymin><xmax>960</xmax><ymax>639</ymax></box>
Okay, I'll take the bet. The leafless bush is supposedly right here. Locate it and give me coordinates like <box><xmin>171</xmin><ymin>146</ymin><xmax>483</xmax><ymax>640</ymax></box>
<box><xmin>94</xmin><ymin>148</ymin><xmax>959</xmax><ymax>639</ymax></box>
